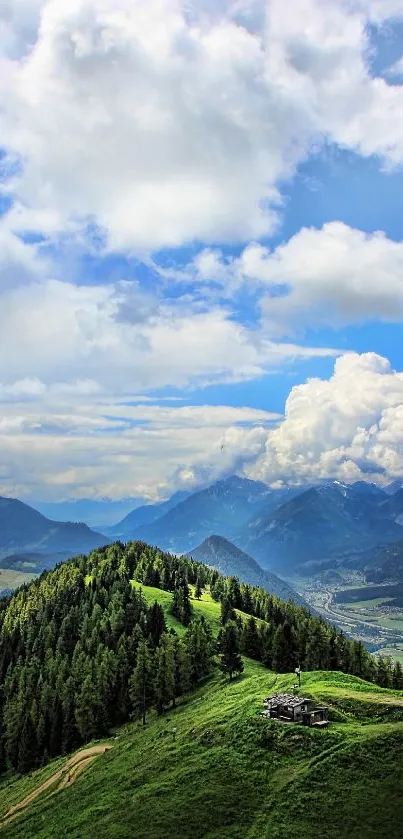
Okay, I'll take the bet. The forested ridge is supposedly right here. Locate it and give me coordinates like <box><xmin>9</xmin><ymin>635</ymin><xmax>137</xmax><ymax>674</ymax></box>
<box><xmin>0</xmin><ymin>540</ymin><xmax>402</xmax><ymax>776</ymax></box>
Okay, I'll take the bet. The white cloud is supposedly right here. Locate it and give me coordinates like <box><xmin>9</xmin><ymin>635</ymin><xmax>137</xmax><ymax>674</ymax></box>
<box><xmin>0</xmin><ymin>267</ymin><xmax>337</xmax><ymax>500</ymax></box>
<box><xmin>1</xmin><ymin>351</ymin><xmax>403</xmax><ymax>501</ymax></box>
<box><xmin>0</xmin><ymin>400</ymin><xmax>276</xmax><ymax>501</ymax></box>
<box><xmin>249</xmin><ymin>352</ymin><xmax>403</xmax><ymax>486</ymax></box>
<box><xmin>0</xmin><ymin>276</ymin><xmax>337</xmax><ymax>392</ymax></box>
<box><xmin>245</xmin><ymin>222</ymin><xmax>403</xmax><ymax>333</ymax></box>
<box><xmin>386</xmin><ymin>55</ymin><xmax>403</xmax><ymax>78</ymax></box>
<box><xmin>1</xmin><ymin>0</ymin><xmax>403</xmax><ymax>251</ymax></box>
<box><xmin>164</xmin><ymin>222</ymin><xmax>403</xmax><ymax>333</ymax></box>
<box><xmin>0</xmin><ymin>221</ymin><xmax>48</xmax><ymax>290</ymax></box>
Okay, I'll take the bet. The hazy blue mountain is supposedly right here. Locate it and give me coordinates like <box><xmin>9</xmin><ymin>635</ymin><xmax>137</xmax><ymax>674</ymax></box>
<box><xmin>186</xmin><ymin>534</ymin><xmax>312</xmax><ymax>609</ymax></box>
<box><xmin>384</xmin><ymin>479</ymin><xmax>403</xmax><ymax>496</ymax></box>
<box><xmin>131</xmin><ymin>475</ymin><xmax>273</xmax><ymax>553</ymax></box>
<box><xmin>349</xmin><ymin>481</ymin><xmax>387</xmax><ymax>501</ymax></box>
<box><xmin>32</xmin><ymin>497</ymin><xmax>145</xmax><ymax>528</ymax></box>
<box><xmin>104</xmin><ymin>490</ymin><xmax>192</xmax><ymax>539</ymax></box>
<box><xmin>365</xmin><ymin>540</ymin><xmax>403</xmax><ymax>583</ymax></box>
<box><xmin>0</xmin><ymin>495</ymin><xmax>108</xmax><ymax>569</ymax></box>
<box><xmin>379</xmin><ymin>488</ymin><xmax>403</xmax><ymax>523</ymax></box>
<box><xmin>0</xmin><ymin>551</ymin><xmax>71</xmax><ymax>574</ymax></box>
<box><xmin>236</xmin><ymin>482</ymin><xmax>403</xmax><ymax>577</ymax></box>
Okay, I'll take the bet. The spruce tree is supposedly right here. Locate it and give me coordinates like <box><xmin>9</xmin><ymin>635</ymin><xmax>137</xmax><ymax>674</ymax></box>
<box><xmin>393</xmin><ymin>660</ymin><xmax>403</xmax><ymax>690</ymax></box>
<box><xmin>75</xmin><ymin>675</ymin><xmax>98</xmax><ymax>742</ymax></box>
<box><xmin>17</xmin><ymin>713</ymin><xmax>38</xmax><ymax>774</ymax></box>
<box><xmin>154</xmin><ymin>634</ymin><xmax>176</xmax><ymax>714</ymax></box>
<box><xmin>130</xmin><ymin>640</ymin><xmax>155</xmax><ymax>726</ymax></box>
<box><xmin>221</xmin><ymin>597</ymin><xmax>236</xmax><ymax>625</ymax></box>
<box><xmin>243</xmin><ymin>616</ymin><xmax>260</xmax><ymax>660</ymax></box>
<box><xmin>147</xmin><ymin>602</ymin><xmax>167</xmax><ymax>647</ymax></box>
<box><xmin>181</xmin><ymin>580</ymin><xmax>193</xmax><ymax>627</ymax></box>
<box><xmin>219</xmin><ymin>621</ymin><xmax>244</xmax><ymax>681</ymax></box>
<box><xmin>194</xmin><ymin>577</ymin><xmax>203</xmax><ymax>600</ymax></box>
<box><xmin>186</xmin><ymin>618</ymin><xmax>213</xmax><ymax>684</ymax></box>
<box><xmin>272</xmin><ymin>622</ymin><xmax>298</xmax><ymax>673</ymax></box>
<box><xmin>174</xmin><ymin>637</ymin><xmax>191</xmax><ymax>699</ymax></box>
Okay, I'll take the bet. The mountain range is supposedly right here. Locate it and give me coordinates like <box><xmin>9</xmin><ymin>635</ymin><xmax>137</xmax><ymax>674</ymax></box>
<box><xmin>235</xmin><ymin>481</ymin><xmax>403</xmax><ymax>576</ymax></box>
<box><xmin>121</xmin><ymin>476</ymin><xmax>273</xmax><ymax>552</ymax></box>
<box><xmin>3</xmin><ymin>474</ymin><xmax>403</xmax><ymax>582</ymax></box>
<box><xmin>105</xmin><ymin>476</ymin><xmax>403</xmax><ymax>579</ymax></box>
<box><xmin>0</xmin><ymin>495</ymin><xmax>108</xmax><ymax>572</ymax></box>
<box><xmin>103</xmin><ymin>490</ymin><xmax>192</xmax><ymax>539</ymax></box>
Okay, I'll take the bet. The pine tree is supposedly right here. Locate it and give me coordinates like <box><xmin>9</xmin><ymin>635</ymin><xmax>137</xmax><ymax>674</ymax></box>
<box><xmin>174</xmin><ymin>637</ymin><xmax>191</xmax><ymax>699</ymax></box>
<box><xmin>147</xmin><ymin>602</ymin><xmax>167</xmax><ymax>647</ymax></box>
<box><xmin>219</xmin><ymin>621</ymin><xmax>244</xmax><ymax>681</ymax></box>
<box><xmin>272</xmin><ymin>622</ymin><xmax>298</xmax><ymax>673</ymax></box>
<box><xmin>186</xmin><ymin>618</ymin><xmax>214</xmax><ymax>684</ymax></box>
<box><xmin>221</xmin><ymin>597</ymin><xmax>236</xmax><ymax>625</ymax></box>
<box><xmin>75</xmin><ymin>675</ymin><xmax>98</xmax><ymax>741</ymax></box>
<box><xmin>242</xmin><ymin>616</ymin><xmax>260</xmax><ymax>660</ymax></box>
<box><xmin>194</xmin><ymin>577</ymin><xmax>203</xmax><ymax>600</ymax></box>
<box><xmin>130</xmin><ymin>640</ymin><xmax>155</xmax><ymax>726</ymax></box>
<box><xmin>154</xmin><ymin>634</ymin><xmax>176</xmax><ymax>714</ymax></box>
<box><xmin>393</xmin><ymin>660</ymin><xmax>403</xmax><ymax>690</ymax></box>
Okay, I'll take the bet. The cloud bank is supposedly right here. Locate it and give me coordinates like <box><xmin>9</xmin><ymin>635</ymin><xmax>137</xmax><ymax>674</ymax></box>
<box><xmin>1</xmin><ymin>353</ymin><xmax>403</xmax><ymax>501</ymax></box>
<box><xmin>1</xmin><ymin>0</ymin><xmax>403</xmax><ymax>251</ymax></box>
<box><xmin>249</xmin><ymin>353</ymin><xmax>403</xmax><ymax>486</ymax></box>
<box><xmin>1</xmin><ymin>2</ymin><xmax>403</xmax><ymax>503</ymax></box>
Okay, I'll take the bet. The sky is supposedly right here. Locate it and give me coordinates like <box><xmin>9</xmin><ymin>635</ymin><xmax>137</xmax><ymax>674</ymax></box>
<box><xmin>1</xmin><ymin>0</ymin><xmax>403</xmax><ymax>515</ymax></box>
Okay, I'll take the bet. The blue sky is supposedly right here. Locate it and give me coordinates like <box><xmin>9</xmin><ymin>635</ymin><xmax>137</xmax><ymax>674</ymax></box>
<box><xmin>1</xmin><ymin>0</ymin><xmax>403</xmax><ymax>517</ymax></box>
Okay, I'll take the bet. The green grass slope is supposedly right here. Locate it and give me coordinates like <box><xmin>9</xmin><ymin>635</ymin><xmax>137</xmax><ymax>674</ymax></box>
<box><xmin>131</xmin><ymin>581</ymin><xmax>268</xmax><ymax>635</ymax></box>
<box><xmin>2</xmin><ymin>588</ymin><xmax>403</xmax><ymax>839</ymax></box>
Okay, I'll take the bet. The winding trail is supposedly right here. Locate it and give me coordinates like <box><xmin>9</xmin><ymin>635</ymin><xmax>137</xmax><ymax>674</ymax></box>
<box><xmin>0</xmin><ymin>745</ymin><xmax>112</xmax><ymax>830</ymax></box>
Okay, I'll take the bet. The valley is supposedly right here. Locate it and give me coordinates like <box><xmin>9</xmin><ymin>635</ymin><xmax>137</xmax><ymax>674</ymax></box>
<box><xmin>0</xmin><ymin>568</ymin><xmax>38</xmax><ymax>596</ymax></box>
<box><xmin>298</xmin><ymin>574</ymin><xmax>403</xmax><ymax>660</ymax></box>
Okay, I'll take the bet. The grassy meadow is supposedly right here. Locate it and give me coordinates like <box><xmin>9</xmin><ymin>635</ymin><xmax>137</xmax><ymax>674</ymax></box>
<box><xmin>1</xmin><ymin>584</ymin><xmax>403</xmax><ymax>839</ymax></box>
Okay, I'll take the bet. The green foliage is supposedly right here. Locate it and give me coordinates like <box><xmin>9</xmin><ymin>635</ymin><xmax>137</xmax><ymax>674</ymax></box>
<box><xmin>2</xmin><ymin>661</ymin><xmax>403</xmax><ymax>839</ymax></box>
<box><xmin>129</xmin><ymin>640</ymin><xmax>155</xmax><ymax>726</ymax></box>
<box><xmin>1</xmin><ymin>537</ymin><xmax>401</xmax><ymax>782</ymax></box>
<box><xmin>218</xmin><ymin>621</ymin><xmax>244</xmax><ymax>680</ymax></box>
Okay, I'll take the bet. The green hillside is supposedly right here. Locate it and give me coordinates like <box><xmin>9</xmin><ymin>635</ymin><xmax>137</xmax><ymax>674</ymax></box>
<box><xmin>131</xmin><ymin>580</ymin><xmax>267</xmax><ymax>636</ymax></box>
<box><xmin>1</xmin><ymin>583</ymin><xmax>403</xmax><ymax>838</ymax></box>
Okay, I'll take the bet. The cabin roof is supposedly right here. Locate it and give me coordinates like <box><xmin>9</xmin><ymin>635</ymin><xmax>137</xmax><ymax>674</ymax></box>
<box><xmin>264</xmin><ymin>692</ymin><xmax>311</xmax><ymax>707</ymax></box>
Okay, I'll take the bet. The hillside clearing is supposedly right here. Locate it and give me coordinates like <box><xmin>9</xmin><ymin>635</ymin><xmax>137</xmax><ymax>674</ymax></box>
<box><xmin>0</xmin><ymin>746</ymin><xmax>112</xmax><ymax>830</ymax></box>
<box><xmin>1</xmin><ymin>660</ymin><xmax>403</xmax><ymax>839</ymax></box>
<box><xmin>2</xmin><ymin>580</ymin><xmax>403</xmax><ymax>839</ymax></box>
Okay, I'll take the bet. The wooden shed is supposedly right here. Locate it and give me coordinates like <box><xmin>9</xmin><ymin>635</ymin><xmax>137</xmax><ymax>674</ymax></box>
<box><xmin>261</xmin><ymin>692</ymin><xmax>328</xmax><ymax>727</ymax></box>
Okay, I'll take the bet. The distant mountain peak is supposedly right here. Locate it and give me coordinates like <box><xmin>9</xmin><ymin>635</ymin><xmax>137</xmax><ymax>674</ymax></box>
<box><xmin>0</xmin><ymin>494</ymin><xmax>108</xmax><ymax>573</ymax></box>
<box><xmin>186</xmin><ymin>535</ymin><xmax>312</xmax><ymax>610</ymax></box>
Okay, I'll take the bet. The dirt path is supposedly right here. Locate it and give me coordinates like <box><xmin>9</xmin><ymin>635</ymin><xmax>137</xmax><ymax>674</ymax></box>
<box><xmin>0</xmin><ymin>745</ymin><xmax>112</xmax><ymax>830</ymax></box>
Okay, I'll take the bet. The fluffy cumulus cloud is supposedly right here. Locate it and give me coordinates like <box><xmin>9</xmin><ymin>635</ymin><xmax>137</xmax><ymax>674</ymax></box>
<box><xmin>0</xmin><ymin>0</ymin><xmax>403</xmax><ymax>251</ymax></box>
<box><xmin>0</xmin><ymin>399</ymin><xmax>277</xmax><ymax>500</ymax></box>
<box><xmin>2</xmin><ymin>351</ymin><xmax>403</xmax><ymax>501</ymax></box>
<box><xmin>166</xmin><ymin>222</ymin><xmax>403</xmax><ymax>333</ymax></box>
<box><xmin>242</xmin><ymin>222</ymin><xmax>403</xmax><ymax>333</ymax></box>
<box><xmin>2</xmin><ymin>1</ymin><xmax>403</xmax><ymax>503</ymax></box>
<box><xmin>249</xmin><ymin>353</ymin><xmax>403</xmax><ymax>486</ymax></box>
<box><xmin>0</xmin><ymin>277</ymin><xmax>336</xmax><ymax>394</ymax></box>
<box><xmin>0</xmin><ymin>265</ymin><xmax>334</xmax><ymax>500</ymax></box>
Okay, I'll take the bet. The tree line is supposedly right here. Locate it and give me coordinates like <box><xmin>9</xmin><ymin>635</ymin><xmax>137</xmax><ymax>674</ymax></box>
<box><xmin>1</xmin><ymin>539</ymin><xmax>402</xmax><ymax>776</ymax></box>
<box><xmin>0</xmin><ymin>543</ymin><xmax>214</xmax><ymax>775</ymax></box>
